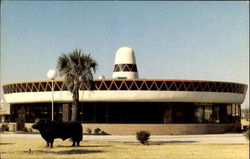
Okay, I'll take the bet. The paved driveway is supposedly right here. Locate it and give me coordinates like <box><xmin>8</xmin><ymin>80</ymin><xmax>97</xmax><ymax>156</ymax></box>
<box><xmin>1</xmin><ymin>133</ymin><xmax>248</xmax><ymax>144</ymax></box>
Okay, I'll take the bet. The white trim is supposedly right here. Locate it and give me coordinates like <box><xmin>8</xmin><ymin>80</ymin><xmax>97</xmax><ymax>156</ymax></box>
<box><xmin>4</xmin><ymin>90</ymin><xmax>246</xmax><ymax>104</ymax></box>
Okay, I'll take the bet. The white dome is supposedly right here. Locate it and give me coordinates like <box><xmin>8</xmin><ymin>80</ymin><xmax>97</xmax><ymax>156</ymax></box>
<box><xmin>47</xmin><ymin>69</ymin><xmax>57</xmax><ymax>80</ymax></box>
<box><xmin>114</xmin><ymin>47</ymin><xmax>136</xmax><ymax>64</ymax></box>
<box><xmin>112</xmin><ymin>47</ymin><xmax>139</xmax><ymax>79</ymax></box>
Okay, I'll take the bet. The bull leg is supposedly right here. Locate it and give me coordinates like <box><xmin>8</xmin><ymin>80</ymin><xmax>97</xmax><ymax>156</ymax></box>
<box><xmin>46</xmin><ymin>141</ymin><xmax>49</xmax><ymax>147</ymax></box>
<box><xmin>77</xmin><ymin>141</ymin><xmax>80</xmax><ymax>146</ymax></box>
<box><xmin>50</xmin><ymin>140</ymin><xmax>54</xmax><ymax>148</ymax></box>
<box><xmin>72</xmin><ymin>140</ymin><xmax>76</xmax><ymax>147</ymax></box>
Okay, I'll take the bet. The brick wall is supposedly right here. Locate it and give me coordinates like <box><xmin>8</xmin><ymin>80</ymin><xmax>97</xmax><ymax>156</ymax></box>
<box><xmin>83</xmin><ymin>123</ymin><xmax>241</xmax><ymax>135</ymax></box>
<box><xmin>23</xmin><ymin>123</ymin><xmax>241</xmax><ymax>135</ymax></box>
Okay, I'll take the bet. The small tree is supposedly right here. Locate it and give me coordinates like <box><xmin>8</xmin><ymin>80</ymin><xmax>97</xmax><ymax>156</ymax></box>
<box><xmin>86</xmin><ymin>128</ymin><xmax>92</xmax><ymax>134</ymax></box>
<box><xmin>136</xmin><ymin>131</ymin><xmax>150</xmax><ymax>145</ymax></box>
<box><xmin>1</xmin><ymin>123</ymin><xmax>9</xmax><ymax>132</ymax></box>
<box><xmin>57</xmin><ymin>49</ymin><xmax>97</xmax><ymax>121</ymax></box>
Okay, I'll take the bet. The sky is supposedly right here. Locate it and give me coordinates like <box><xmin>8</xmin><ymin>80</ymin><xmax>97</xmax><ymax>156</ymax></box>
<box><xmin>0</xmin><ymin>1</ymin><xmax>249</xmax><ymax>107</ymax></box>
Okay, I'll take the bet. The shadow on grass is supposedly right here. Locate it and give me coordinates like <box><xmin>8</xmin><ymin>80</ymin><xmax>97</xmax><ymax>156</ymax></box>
<box><xmin>26</xmin><ymin>149</ymin><xmax>104</xmax><ymax>154</ymax></box>
<box><xmin>57</xmin><ymin>145</ymin><xmax>111</xmax><ymax>148</ymax></box>
<box><xmin>150</xmin><ymin>140</ymin><xmax>198</xmax><ymax>145</ymax></box>
<box><xmin>56</xmin><ymin>149</ymin><xmax>104</xmax><ymax>154</ymax></box>
<box><xmin>0</xmin><ymin>142</ymin><xmax>15</xmax><ymax>145</ymax></box>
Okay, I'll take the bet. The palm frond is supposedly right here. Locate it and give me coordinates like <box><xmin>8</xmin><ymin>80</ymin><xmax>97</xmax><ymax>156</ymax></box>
<box><xmin>57</xmin><ymin>54</ymin><xmax>72</xmax><ymax>77</ymax></box>
<box><xmin>57</xmin><ymin>49</ymin><xmax>97</xmax><ymax>93</ymax></box>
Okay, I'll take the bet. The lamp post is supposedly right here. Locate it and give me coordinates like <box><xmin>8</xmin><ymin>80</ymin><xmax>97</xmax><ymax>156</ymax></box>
<box><xmin>47</xmin><ymin>69</ymin><xmax>57</xmax><ymax>121</ymax></box>
<box><xmin>1</xmin><ymin>100</ymin><xmax>4</xmax><ymax>122</ymax></box>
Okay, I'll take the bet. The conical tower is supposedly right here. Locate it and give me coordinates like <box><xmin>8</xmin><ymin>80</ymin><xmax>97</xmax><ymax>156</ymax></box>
<box><xmin>112</xmin><ymin>47</ymin><xmax>139</xmax><ymax>79</ymax></box>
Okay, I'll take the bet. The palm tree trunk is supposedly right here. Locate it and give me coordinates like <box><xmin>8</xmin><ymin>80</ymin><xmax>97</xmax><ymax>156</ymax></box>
<box><xmin>71</xmin><ymin>87</ymin><xmax>79</xmax><ymax>121</ymax></box>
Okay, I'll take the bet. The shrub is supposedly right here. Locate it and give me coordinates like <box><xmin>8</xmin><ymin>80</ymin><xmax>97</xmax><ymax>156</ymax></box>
<box><xmin>24</xmin><ymin>126</ymin><xmax>29</xmax><ymax>132</ymax></box>
<box><xmin>1</xmin><ymin>123</ymin><xmax>9</xmax><ymax>132</ymax></box>
<box><xmin>101</xmin><ymin>130</ymin><xmax>110</xmax><ymax>135</ymax></box>
<box><xmin>136</xmin><ymin>130</ymin><xmax>150</xmax><ymax>145</ymax></box>
<box><xmin>244</xmin><ymin>129</ymin><xmax>249</xmax><ymax>141</ymax></box>
<box><xmin>86</xmin><ymin>128</ymin><xmax>92</xmax><ymax>134</ymax></box>
<box><xmin>23</xmin><ymin>126</ymin><xmax>33</xmax><ymax>133</ymax></box>
<box><xmin>28</xmin><ymin>127</ymin><xmax>33</xmax><ymax>133</ymax></box>
<box><xmin>94</xmin><ymin>128</ymin><xmax>101</xmax><ymax>134</ymax></box>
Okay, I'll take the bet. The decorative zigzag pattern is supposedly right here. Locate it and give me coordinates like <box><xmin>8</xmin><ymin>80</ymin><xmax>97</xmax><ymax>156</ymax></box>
<box><xmin>113</xmin><ymin>64</ymin><xmax>138</xmax><ymax>72</ymax></box>
<box><xmin>2</xmin><ymin>80</ymin><xmax>247</xmax><ymax>94</ymax></box>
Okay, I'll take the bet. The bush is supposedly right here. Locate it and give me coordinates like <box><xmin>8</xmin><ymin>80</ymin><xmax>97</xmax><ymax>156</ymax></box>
<box><xmin>136</xmin><ymin>131</ymin><xmax>150</xmax><ymax>145</ymax></box>
<box><xmin>94</xmin><ymin>128</ymin><xmax>101</xmax><ymax>134</ymax></box>
<box><xmin>23</xmin><ymin>126</ymin><xmax>33</xmax><ymax>133</ymax></box>
<box><xmin>24</xmin><ymin>126</ymin><xmax>28</xmax><ymax>132</ymax></box>
<box><xmin>100</xmin><ymin>130</ymin><xmax>110</xmax><ymax>135</ymax></box>
<box><xmin>1</xmin><ymin>123</ymin><xmax>9</xmax><ymax>132</ymax></box>
<box><xmin>28</xmin><ymin>127</ymin><xmax>33</xmax><ymax>133</ymax></box>
<box><xmin>86</xmin><ymin>128</ymin><xmax>92</xmax><ymax>134</ymax></box>
<box><xmin>244</xmin><ymin>129</ymin><xmax>249</xmax><ymax>141</ymax></box>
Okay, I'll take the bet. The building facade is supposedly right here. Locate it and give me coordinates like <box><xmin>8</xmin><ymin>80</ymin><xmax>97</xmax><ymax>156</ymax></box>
<box><xmin>2</xmin><ymin>47</ymin><xmax>248</xmax><ymax>134</ymax></box>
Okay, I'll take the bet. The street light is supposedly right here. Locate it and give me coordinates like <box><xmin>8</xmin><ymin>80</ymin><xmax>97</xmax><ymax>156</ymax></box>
<box><xmin>1</xmin><ymin>100</ymin><xmax>5</xmax><ymax>122</ymax></box>
<box><xmin>47</xmin><ymin>69</ymin><xmax>57</xmax><ymax>121</ymax></box>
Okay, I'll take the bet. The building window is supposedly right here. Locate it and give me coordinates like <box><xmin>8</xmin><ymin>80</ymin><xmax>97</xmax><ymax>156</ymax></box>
<box><xmin>204</xmin><ymin>106</ymin><xmax>212</xmax><ymax>123</ymax></box>
<box><xmin>227</xmin><ymin>105</ymin><xmax>232</xmax><ymax>115</ymax></box>
<box><xmin>195</xmin><ymin>104</ymin><xmax>203</xmax><ymax>123</ymax></box>
<box><xmin>212</xmin><ymin>105</ymin><xmax>220</xmax><ymax>123</ymax></box>
<box><xmin>232</xmin><ymin>104</ymin><xmax>236</xmax><ymax>116</ymax></box>
<box><xmin>236</xmin><ymin>104</ymin><xmax>239</xmax><ymax>116</ymax></box>
<box><xmin>195</xmin><ymin>103</ymin><xmax>216</xmax><ymax>123</ymax></box>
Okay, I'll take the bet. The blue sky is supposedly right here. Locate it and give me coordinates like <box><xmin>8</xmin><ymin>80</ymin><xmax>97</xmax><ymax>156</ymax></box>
<box><xmin>1</xmin><ymin>1</ymin><xmax>249</xmax><ymax>106</ymax></box>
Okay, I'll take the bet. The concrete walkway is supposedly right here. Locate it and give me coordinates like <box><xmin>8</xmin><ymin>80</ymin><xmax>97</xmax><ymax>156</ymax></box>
<box><xmin>1</xmin><ymin>133</ymin><xmax>248</xmax><ymax>144</ymax></box>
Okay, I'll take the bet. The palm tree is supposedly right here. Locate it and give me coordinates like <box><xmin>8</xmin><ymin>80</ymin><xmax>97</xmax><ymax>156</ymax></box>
<box><xmin>57</xmin><ymin>49</ymin><xmax>97</xmax><ymax>121</ymax></box>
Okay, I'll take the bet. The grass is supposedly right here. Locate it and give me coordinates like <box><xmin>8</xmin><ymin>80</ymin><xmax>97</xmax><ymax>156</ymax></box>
<box><xmin>0</xmin><ymin>139</ymin><xmax>249</xmax><ymax>159</ymax></box>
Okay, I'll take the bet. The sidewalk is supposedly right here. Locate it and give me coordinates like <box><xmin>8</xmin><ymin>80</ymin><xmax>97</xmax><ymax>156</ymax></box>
<box><xmin>1</xmin><ymin>133</ymin><xmax>248</xmax><ymax>144</ymax></box>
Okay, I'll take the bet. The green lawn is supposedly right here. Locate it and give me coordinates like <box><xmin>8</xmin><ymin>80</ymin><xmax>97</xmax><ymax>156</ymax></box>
<box><xmin>0</xmin><ymin>139</ymin><xmax>249</xmax><ymax>159</ymax></box>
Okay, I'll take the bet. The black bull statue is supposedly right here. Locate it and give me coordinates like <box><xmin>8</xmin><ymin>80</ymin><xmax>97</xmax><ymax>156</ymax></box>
<box><xmin>32</xmin><ymin>119</ymin><xmax>83</xmax><ymax>148</ymax></box>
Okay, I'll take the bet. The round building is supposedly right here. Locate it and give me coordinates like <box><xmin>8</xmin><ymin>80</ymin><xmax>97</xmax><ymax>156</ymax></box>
<box><xmin>2</xmin><ymin>47</ymin><xmax>248</xmax><ymax>134</ymax></box>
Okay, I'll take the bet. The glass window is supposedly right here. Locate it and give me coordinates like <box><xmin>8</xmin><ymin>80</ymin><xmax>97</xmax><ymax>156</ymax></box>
<box><xmin>236</xmin><ymin>104</ymin><xmax>239</xmax><ymax>116</ymax></box>
<box><xmin>195</xmin><ymin>105</ymin><xmax>203</xmax><ymax>123</ymax></box>
<box><xmin>212</xmin><ymin>105</ymin><xmax>220</xmax><ymax>123</ymax></box>
<box><xmin>232</xmin><ymin>104</ymin><xmax>236</xmax><ymax>116</ymax></box>
<box><xmin>227</xmin><ymin>105</ymin><xmax>232</xmax><ymax>115</ymax></box>
<box><xmin>204</xmin><ymin>106</ymin><xmax>212</xmax><ymax>123</ymax></box>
